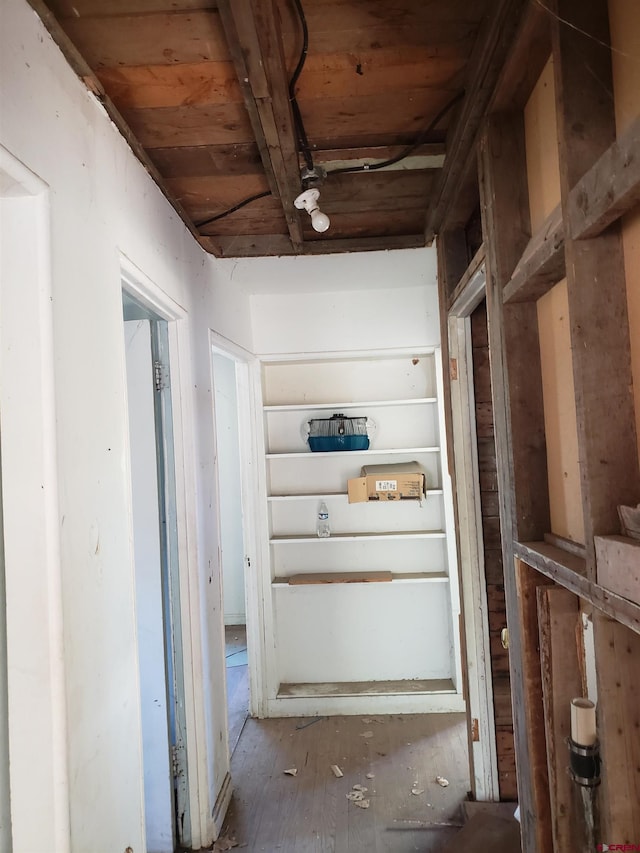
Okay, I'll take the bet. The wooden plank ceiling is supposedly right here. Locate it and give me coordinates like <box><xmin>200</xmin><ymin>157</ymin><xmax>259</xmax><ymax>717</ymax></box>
<box><xmin>36</xmin><ymin>0</ymin><xmax>496</xmax><ymax>257</ymax></box>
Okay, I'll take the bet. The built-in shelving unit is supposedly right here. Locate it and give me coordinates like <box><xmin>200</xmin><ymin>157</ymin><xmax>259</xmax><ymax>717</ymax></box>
<box><xmin>258</xmin><ymin>349</ymin><xmax>463</xmax><ymax>715</ymax></box>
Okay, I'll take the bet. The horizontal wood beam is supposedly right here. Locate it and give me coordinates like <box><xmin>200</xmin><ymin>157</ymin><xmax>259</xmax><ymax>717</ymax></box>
<box><xmin>503</xmin><ymin>205</ymin><xmax>565</xmax><ymax>303</ymax></box>
<box><xmin>490</xmin><ymin>0</ymin><xmax>551</xmax><ymax>112</ymax></box>
<box><xmin>515</xmin><ymin>541</ymin><xmax>640</xmax><ymax>636</ymax></box>
<box><xmin>218</xmin><ymin>0</ymin><xmax>303</xmax><ymax>249</ymax></box>
<box><xmin>208</xmin><ymin>233</ymin><xmax>425</xmax><ymax>258</ymax></box>
<box><xmin>448</xmin><ymin>244</ymin><xmax>486</xmax><ymax>315</ymax></box>
<box><xmin>568</xmin><ymin>113</ymin><xmax>640</xmax><ymax>239</ymax></box>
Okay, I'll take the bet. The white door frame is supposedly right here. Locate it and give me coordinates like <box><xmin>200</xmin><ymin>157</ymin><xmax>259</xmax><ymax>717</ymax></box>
<box><xmin>120</xmin><ymin>255</ymin><xmax>209</xmax><ymax>849</ymax></box>
<box><xmin>209</xmin><ymin>332</ymin><xmax>269</xmax><ymax>720</ymax></box>
<box><xmin>447</xmin><ymin>261</ymin><xmax>500</xmax><ymax>801</ymax></box>
<box><xmin>0</xmin><ymin>145</ymin><xmax>70</xmax><ymax>853</ymax></box>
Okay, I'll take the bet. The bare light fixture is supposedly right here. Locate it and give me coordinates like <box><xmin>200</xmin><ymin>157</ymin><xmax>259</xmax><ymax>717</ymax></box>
<box><xmin>294</xmin><ymin>188</ymin><xmax>330</xmax><ymax>233</ymax></box>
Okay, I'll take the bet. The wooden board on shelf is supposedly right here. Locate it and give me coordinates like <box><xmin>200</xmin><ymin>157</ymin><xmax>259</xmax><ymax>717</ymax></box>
<box><xmin>287</xmin><ymin>571</ymin><xmax>393</xmax><ymax>585</ymax></box>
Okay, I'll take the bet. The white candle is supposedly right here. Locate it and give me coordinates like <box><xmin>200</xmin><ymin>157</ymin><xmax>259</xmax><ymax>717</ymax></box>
<box><xmin>571</xmin><ymin>697</ymin><xmax>597</xmax><ymax>746</ymax></box>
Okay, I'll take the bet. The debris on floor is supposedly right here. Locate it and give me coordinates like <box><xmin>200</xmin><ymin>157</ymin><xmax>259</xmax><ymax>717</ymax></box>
<box><xmin>212</xmin><ymin>837</ymin><xmax>239</xmax><ymax>851</ymax></box>
<box><xmin>346</xmin><ymin>784</ymin><xmax>371</xmax><ymax>809</ymax></box>
<box><xmin>411</xmin><ymin>784</ymin><xmax>425</xmax><ymax>795</ymax></box>
<box><xmin>346</xmin><ymin>790</ymin><xmax>366</xmax><ymax>801</ymax></box>
<box><xmin>366</xmin><ymin>772</ymin><xmax>375</xmax><ymax>779</ymax></box>
<box><xmin>283</xmin><ymin>767</ymin><xmax>298</xmax><ymax>776</ymax></box>
<box><xmin>360</xmin><ymin>730</ymin><xmax>374</xmax><ymax>738</ymax></box>
<box><xmin>436</xmin><ymin>775</ymin><xmax>449</xmax><ymax>787</ymax></box>
<box><xmin>330</xmin><ymin>764</ymin><xmax>343</xmax><ymax>777</ymax></box>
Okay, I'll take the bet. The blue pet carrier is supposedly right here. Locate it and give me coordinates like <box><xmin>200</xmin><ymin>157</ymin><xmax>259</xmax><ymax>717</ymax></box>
<box><xmin>307</xmin><ymin>413</ymin><xmax>370</xmax><ymax>452</ymax></box>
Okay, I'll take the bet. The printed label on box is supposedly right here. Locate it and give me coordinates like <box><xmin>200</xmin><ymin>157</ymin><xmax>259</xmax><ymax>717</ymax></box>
<box><xmin>375</xmin><ymin>479</ymin><xmax>397</xmax><ymax>491</ymax></box>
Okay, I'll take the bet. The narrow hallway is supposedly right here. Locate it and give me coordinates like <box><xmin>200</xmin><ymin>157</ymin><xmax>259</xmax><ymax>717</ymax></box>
<box><xmin>219</xmin><ymin>713</ymin><xmax>470</xmax><ymax>852</ymax></box>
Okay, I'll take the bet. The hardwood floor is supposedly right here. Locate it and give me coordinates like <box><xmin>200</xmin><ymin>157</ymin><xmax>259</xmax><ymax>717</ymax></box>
<box><xmin>220</xmin><ymin>712</ymin><xmax>470</xmax><ymax>852</ymax></box>
<box><xmin>225</xmin><ymin>625</ymin><xmax>249</xmax><ymax>754</ymax></box>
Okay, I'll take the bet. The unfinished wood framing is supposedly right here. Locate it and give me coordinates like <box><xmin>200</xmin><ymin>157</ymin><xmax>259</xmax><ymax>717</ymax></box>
<box><xmin>569</xmin><ymin>114</ymin><xmax>640</xmax><ymax>240</ymax></box>
<box><xmin>217</xmin><ymin>0</ymin><xmax>303</xmax><ymax>250</ymax></box>
<box><xmin>537</xmin><ymin>587</ymin><xmax>588</xmax><ymax>851</ymax></box>
<box><xmin>552</xmin><ymin>0</ymin><xmax>640</xmax><ymax>573</ymax></box>
<box><xmin>514</xmin><ymin>561</ymin><xmax>554</xmax><ymax>853</ymax></box>
<box><xmin>593</xmin><ymin>613</ymin><xmax>640</xmax><ymax>843</ymax></box>
<box><xmin>478</xmin><ymin>110</ymin><xmax>552</xmax><ymax>851</ymax></box>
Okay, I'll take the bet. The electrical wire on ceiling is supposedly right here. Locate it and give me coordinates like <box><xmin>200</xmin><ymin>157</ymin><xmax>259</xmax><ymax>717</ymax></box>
<box><xmin>195</xmin><ymin>0</ymin><xmax>464</xmax><ymax>231</ymax></box>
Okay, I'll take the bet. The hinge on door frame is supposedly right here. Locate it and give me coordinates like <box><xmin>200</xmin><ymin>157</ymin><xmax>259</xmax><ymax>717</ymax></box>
<box><xmin>171</xmin><ymin>741</ymin><xmax>185</xmax><ymax>778</ymax></box>
<box><xmin>154</xmin><ymin>360</ymin><xmax>168</xmax><ymax>392</ymax></box>
<box><xmin>471</xmin><ymin>718</ymin><xmax>480</xmax><ymax>742</ymax></box>
<box><xmin>450</xmin><ymin>358</ymin><xmax>458</xmax><ymax>381</ymax></box>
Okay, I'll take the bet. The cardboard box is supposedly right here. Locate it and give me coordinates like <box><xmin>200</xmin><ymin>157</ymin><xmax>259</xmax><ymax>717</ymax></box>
<box><xmin>347</xmin><ymin>461</ymin><xmax>426</xmax><ymax>503</ymax></box>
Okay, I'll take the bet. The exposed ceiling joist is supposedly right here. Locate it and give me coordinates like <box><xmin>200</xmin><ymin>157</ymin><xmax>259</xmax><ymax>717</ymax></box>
<box><xmin>424</xmin><ymin>0</ymin><xmax>528</xmax><ymax>243</ymax></box>
<box><xmin>218</xmin><ymin>0</ymin><xmax>303</xmax><ymax>249</ymax></box>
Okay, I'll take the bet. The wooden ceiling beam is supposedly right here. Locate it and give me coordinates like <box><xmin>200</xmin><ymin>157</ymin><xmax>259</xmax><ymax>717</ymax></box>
<box><xmin>210</xmin><ymin>233</ymin><xmax>425</xmax><ymax>258</ymax></box>
<box><xmin>424</xmin><ymin>0</ymin><xmax>528</xmax><ymax>243</ymax></box>
<box><xmin>218</xmin><ymin>0</ymin><xmax>303</xmax><ymax>250</ymax></box>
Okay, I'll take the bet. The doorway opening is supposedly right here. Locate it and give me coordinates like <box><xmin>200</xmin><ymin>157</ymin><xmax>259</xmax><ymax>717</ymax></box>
<box><xmin>211</xmin><ymin>349</ymin><xmax>251</xmax><ymax>753</ymax></box>
<box><xmin>123</xmin><ymin>292</ymin><xmax>190</xmax><ymax>852</ymax></box>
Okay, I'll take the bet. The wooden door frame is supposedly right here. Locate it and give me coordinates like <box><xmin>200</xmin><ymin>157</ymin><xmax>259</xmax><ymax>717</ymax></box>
<box><xmin>209</xmin><ymin>334</ymin><xmax>269</xmax><ymax>722</ymax></box>
<box><xmin>447</xmin><ymin>261</ymin><xmax>500</xmax><ymax>800</ymax></box>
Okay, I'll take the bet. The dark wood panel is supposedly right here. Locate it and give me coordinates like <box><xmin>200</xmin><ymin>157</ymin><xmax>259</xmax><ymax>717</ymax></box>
<box><xmin>493</xmin><ymin>678</ymin><xmax>513</xmax><ymax>727</ymax></box>
<box><xmin>301</xmin><ymin>89</ymin><xmax>461</xmax><ymax>142</ymax></box>
<box><xmin>475</xmin><ymin>401</ymin><xmax>494</xmax><ymax>438</ymax></box>
<box><xmin>58</xmin><ymin>10</ymin><xmax>229</xmax><ymax>68</ymax></box>
<box><xmin>302</xmin><ymin>208</ymin><xmax>426</xmax><ymax>240</ymax></box>
<box><xmin>96</xmin><ymin>60</ymin><xmax>241</xmax><ymax>109</ymax></box>
<box><xmin>472</xmin><ymin>348</ymin><xmax>492</xmax><ymax>402</ymax></box>
<box><xmin>476</xmin><ymin>437</ymin><xmax>497</xmax><ymax>472</ymax></box>
<box><xmin>480</xmin><ymin>490</ymin><xmax>500</xmax><ymax>518</ymax></box>
<box><xmin>537</xmin><ymin>587</ymin><xmax>587</xmax><ymax>851</ymax></box>
<box><xmin>495</xmin><ymin>729</ymin><xmax>518</xmax><ymax>800</ymax></box>
<box><xmin>482</xmin><ymin>517</ymin><xmax>502</xmax><ymax>551</ymax></box>
<box><xmin>48</xmin><ymin>0</ymin><xmax>217</xmax><ymax>15</ymax></box>
<box><xmin>120</xmin><ymin>102</ymin><xmax>254</xmax><ymax>147</ymax></box>
<box><xmin>165</xmin><ymin>173</ymin><xmax>272</xmax><ymax>207</ymax></box>
<box><xmin>593</xmin><ymin>614</ymin><xmax>640</xmax><ymax>843</ymax></box>
<box><xmin>294</xmin><ymin>53</ymin><xmax>467</xmax><ymax>102</ymax></box>
<box><xmin>199</xmin><ymin>214</ymin><xmax>289</xmax><ymax>237</ymax></box>
<box><xmin>148</xmin><ymin>143</ymin><xmax>263</xmax><ymax>177</ymax></box>
<box><xmin>484</xmin><ymin>549</ymin><xmax>504</xmax><ymax>585</ymax></box>
<box><xmin>280</xmin><ymin>0</ymin><xmax>488</xmax><ymax>34</ymax></box>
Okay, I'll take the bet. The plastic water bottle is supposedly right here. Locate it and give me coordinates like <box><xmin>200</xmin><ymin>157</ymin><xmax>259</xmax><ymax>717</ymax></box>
<box><xmin>317</xmin><ymin>501</ymin><xmax>330</xmax><ymax>538</ymax></box>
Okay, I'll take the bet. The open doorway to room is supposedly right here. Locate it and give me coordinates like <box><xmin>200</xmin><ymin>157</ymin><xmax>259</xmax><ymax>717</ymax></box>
<box><xmin>122</xmin><ymin>292</ymin><xmax>190</xmax><ymax>852</ymax></box>
<box><xmin>211</xmin><ymin>348</ymin><xmax>251</xmax><ymax>753</ymax></box>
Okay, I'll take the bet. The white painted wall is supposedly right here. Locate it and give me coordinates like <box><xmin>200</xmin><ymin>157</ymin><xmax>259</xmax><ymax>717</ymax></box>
<box><xmin>212</xmin><ymin>353</ymin><xmax>246</xmax><ymax>626</ymax></box>
<box><xmin>124</xmin><ymin>319</ymin><xmax>173</xmax><ymax>853</ymax></box>
<box><xmin>1</xmin><ymin>1</ymin><xmax>253</xmax><ymax>849</ymax></box>
<box><xmin>238</xmin><ymin>249</ymin><xmax>440</xmax><ymax>355</ymax></box>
